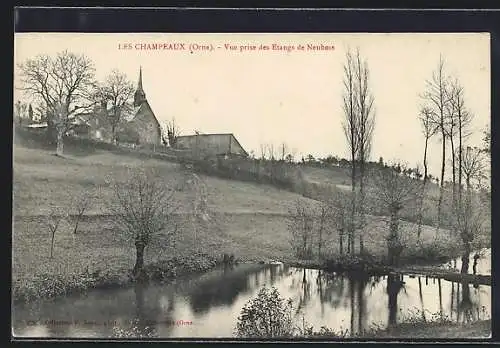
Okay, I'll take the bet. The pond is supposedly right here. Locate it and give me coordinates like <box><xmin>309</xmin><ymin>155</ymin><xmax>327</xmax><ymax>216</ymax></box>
<box><xmin>12</xmin><ymin>251</ymin><xmax>491</xmax><ymax>338</ymax></box>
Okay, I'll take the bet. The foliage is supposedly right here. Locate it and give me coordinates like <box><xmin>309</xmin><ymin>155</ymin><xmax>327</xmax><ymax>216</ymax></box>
<box><xmin>235</xmin><ymin>286</ymin><xmax>295</xmax><ymax>338</ymax></box>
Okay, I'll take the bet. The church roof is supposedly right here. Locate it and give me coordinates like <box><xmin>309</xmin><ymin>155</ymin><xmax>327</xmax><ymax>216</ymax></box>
<box><xmin>123</xmin><ymin>105</ymin><xmax>143</xmax><ymax>122</ymax></box>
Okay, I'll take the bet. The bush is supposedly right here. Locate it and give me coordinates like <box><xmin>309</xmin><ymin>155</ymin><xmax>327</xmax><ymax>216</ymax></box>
<box><xmin>144</xmin><ymin>253</ymin><xmax>219</xmax><ymax>281</ymax></box>
<box><xmin>401</xmin><ymin>238</ymin><xmax>460</xmax><ymax>265</ymax></box>
<box><xmin>235</xmin><ymin>286</ymin><xmax>295</xmax><ymax>338</ymax></box>
<box><xmin>323</xmin><ymin>254</ymin><xmax>388</xmax><ymax>273</ymax></box>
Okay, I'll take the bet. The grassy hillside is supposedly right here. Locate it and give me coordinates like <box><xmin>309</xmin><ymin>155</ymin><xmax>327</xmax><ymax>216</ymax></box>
<box><xmin>13</xmin><ymin>141</ymin><xmax>482</xmax><ymax>302</ymax></box>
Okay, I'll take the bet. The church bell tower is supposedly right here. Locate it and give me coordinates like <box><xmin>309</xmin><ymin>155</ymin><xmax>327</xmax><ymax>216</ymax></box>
<box><xmin>133</xmin><ymin>66</ymin><xmax>147</xmax><ymax>107</ymax></box>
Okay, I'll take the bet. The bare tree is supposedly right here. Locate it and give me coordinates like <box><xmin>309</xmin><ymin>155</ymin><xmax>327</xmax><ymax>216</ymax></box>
<box><xmin>421</xmin><ymin>55</ymin><xmax>451</xmax><ymax>230</ymax></box>
<box><xmin>17</xmin><ymin>50</ymin><xmax>97</xmax><ymax>155</ymax></box>
<box><xmin>46</xmin><ymin>207</ymin><xmax>65</xmax><ymax>259</ymax></box>
<box><xmin>108</xmin><ymin>168</ymin><xmax>179</xmax><ymax>279</ymax></box>
<box><xmin>15</xmin><ymin>100</ymin><xmax>28</xmax><ymax>125</ymax></box>
<box><xmin>259</xmin><ymin>143</ymin><xmax>268</xmax><ymax>160</ymax></box>
<box><xmin>417</xmin><ymin>106</ymin><xmax>438</xmax><ymax>238</ymax></box>
<box><xmin>99</xmin><ymin>69</ymin><xmax>135</xmax><ymax>144</ymax></box>
<box><xmin>461</xmin><ymin>146</ymin><xmax>486</xmax><ymax>197</ymax></box>
<box><xmin>482</xmin><ymin>126</ymin><xmax>490</xmax><ymax>155</ymax></box>
<box><xmin>455</xmin><ymin>202</ymin><xmax>484</xmax><ymax>274</ymax></box>
<box><xmin>446</xmin><ymin>78</ymin><xmax>473</xmax><ymax>207</ymax></box>
<box><xmin>185</xmin><ymin>172</ymin><xmax>211</xmax><ymax>252</ymax></box>
<box><xmin>353</xmin><ymin>49</ymin><xmax>376</xmax><ymax>253</ymax></box>
<box><xmin>162</xmin><ymin>118</ymin><xmax>181</xmax><ymax>147</ymax></box>
<box><xmin>369</xmin><ymin>162</ymin><xmax>422</xmax><ymax>266</ymax></box>
<box><xmin>267</xmin><ymin>144</ymin><xmax>276</xmax><ymax>161</ymax></box>
<box><xmin>330</xmin><ymin>192</ymin><xmax>350</xmax><ymax>256</ymax></box>
<box><xmin>28</xmin><ymin>103</ymin><xmax>34</xmax><ymax>121</ymax></box>
<box><xmin>70</xmin><ymin>191</ymin><xmax>91</xmax><ymax>234</ymax></box>
<box><xmin>279</xmin><ymin>142</ymin><xmax>289</xmax><ymax>161</ymax></box>
<box><xmin>288</xmin><ymin>200</ymin><xmax>314</xmax><ymax>260</ymax></box>
<box><xmin>315</xmin><ymin>201</ymin><xmax>331</xmax><ymax>261</ymax></box>
<box><xmin>341</xmin><ymin>48</ymin><xmax>360</xmax><ymax>255</ymax></box>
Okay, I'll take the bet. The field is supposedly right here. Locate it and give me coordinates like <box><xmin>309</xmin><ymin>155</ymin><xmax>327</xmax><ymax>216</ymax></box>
<box><xmin>12</xmin><ymin>143</ymin><xmax>473</xmax><ymax>302</ymax></box>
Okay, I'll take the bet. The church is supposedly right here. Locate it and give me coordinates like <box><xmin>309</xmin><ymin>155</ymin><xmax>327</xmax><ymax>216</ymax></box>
<box><xmin>79</xmin><ymin>67</ymin><xmax>162</xmax><ymax>146</ymax></box>
<box><xmin>119</xmin><ymin>67</ymin><xmax>162</xmax><ymax>146</ymax></box>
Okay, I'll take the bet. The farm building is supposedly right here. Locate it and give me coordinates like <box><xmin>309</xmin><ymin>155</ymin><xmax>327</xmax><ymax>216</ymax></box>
<box><xmin>175</xmin><ymin>133</ymin><xmax>249</xmax><ymax>158</ymax></box>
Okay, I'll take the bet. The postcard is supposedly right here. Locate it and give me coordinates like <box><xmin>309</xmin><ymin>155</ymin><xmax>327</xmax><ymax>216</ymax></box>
<box><xmin>12</xmin><ymin>32</ymin><xmax>491</xmax><ymax>339</ymax></box>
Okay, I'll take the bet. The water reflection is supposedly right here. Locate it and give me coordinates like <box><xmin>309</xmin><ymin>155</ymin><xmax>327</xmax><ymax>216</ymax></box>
<box><xmin>13</xmin><ymin>262</ymin><xmax>491</xmax><ymax>338</ymax></box>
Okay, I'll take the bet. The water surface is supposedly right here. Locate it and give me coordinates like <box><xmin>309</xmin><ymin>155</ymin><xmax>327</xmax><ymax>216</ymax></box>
<box><xmin>13</xmin><ymin>251</ymin><xmax>491</xmax><ymax>338</ymax></box>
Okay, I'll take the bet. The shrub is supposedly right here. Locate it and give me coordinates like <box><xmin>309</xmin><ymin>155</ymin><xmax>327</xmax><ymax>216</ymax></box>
<box><xmin>235</xmin><ymin>286</ymin><xmax>295</xmax><ymax>338</ymax></box>
<box><xmin>323</xmin><ymin>254</ymin><xmax>388</xmax><ymax>273</ymax></box>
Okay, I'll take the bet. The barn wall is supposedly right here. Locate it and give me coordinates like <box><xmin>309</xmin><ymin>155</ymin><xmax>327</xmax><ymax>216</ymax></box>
<box><xmin>176</xmin><ymin>134</ymin><xmax>248</xmax><ymax>157</ymax></box>
<box><xmin>176</xmin><ymin>134</ymin><xmax>230</xmax><ymax>157</ymax></box>
<box><xmin>230</xmin><ymin>135</ymin><xmax>247</xmax><ymax>156</ymax></box>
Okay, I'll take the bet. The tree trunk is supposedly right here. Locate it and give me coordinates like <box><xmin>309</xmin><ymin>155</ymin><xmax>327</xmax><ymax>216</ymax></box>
<box><xmin>359</xmin><ymin>168</ymin><xmax>365</xmax><ymax>253</ymax></box>
<box><xmin>473</xmin><ymin>254</ymin><xmax>479</xmax><ymax>275</ymax></box>
<box><xmin>50</xmin><ymin>230</ymin><xmax>56</xmax><ymax>259</ymax></box>
<box><xmin>458</xmin><ymin>110</ymin><xmax>463</xmax><ymax>207</ymax></box>
<box><xmin>461</xmin><ymin>242</ymin><xmax>470</xmax><ymax>274</ymax></box>
<box><xmin>112</xmin><ymin>123</ymin><xmax>117</xmax><ymax>145</ymax></box>
<box><xmin>339</xmin><ymin>229</ymin><xmax>344</xmax><ymax>256</ymax></box>
<box><xmin>350</xmin><ymin>160</ymin><xmax>356</xmax><ymax>255</ymax></box>
<box><xmin>46</xmin><ymin>118</ymin><xmax>57</xmax><ymax>144</ymax></box>
<box><xmin>388</xmin><ymin>206</ymin><xmax>401</xmax><ymax>266</ymax></box>
<box><xmin>133</xmin><ymin>241</ymin><xmax>146</xmax><ymax>279</ymax></box>
<box><xmin>56</xmin><ymin>129</ymin><xmax>64</xmax><ymax>156</ymax></box>
<box><xmin>451</xmin><ymin>135</ymin><xmax>456</xmax><ymax>198</ymax></box>
<box><xmin>437</xmin><ymin>131</ymin><xmax>446</xmax><ymax>231</ymax></box>
<box><xmin>450</xmin><ymin>135</ymin><xmax>456</xmax><ymax>237</ymax></box>
<box><xmin>73</xmin><ymin>218</ymin><xmax>80</xmax><ymax>234</ymax></box>
<box><xmin>317</xmin><ymin>213</ymin><xmax>324</xmax><ymax>261</ymax></box>
<box><xmin>418</xmin><ymin>137</ymin><xmax>430</xmax><ymax>239</ymax></box>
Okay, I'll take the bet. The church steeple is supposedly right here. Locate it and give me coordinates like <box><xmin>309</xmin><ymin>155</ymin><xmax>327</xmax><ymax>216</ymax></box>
<box><xmin>134</xmin><ymin>66</ymin><xmax>146</xmax><ymax>107</ymax></box>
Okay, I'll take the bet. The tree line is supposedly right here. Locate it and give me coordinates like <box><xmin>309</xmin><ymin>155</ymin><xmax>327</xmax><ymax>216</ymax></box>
<box><xmin>288</xmin><ymin>48</ymin><xmax>490</xmax><ymax>270</ymax></box>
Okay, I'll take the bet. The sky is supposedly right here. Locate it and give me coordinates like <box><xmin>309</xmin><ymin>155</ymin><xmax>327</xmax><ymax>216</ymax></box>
<box><xmin>14</xmin><ymin>33</ymin><xmax>490</xmax><ymax>179</ymax></box>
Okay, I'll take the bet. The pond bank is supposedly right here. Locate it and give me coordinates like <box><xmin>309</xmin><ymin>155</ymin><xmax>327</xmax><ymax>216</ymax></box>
<box><xmin>12</xmin><ymin>253</ymin><xmax>226</xmax><ymax>304</ymax></box>
<box><xmin>392</xmin><ymin>267</ymin><xmax>491</xmax><ymax>285</ymax></box>
<box><xmin>14</xmin><ymin>246</ymin><xmax>491</xmax><ymax>304</ymax></box>
<box><xmin>287</xmin><ymin>250</ymin><xmax>491</xmax><ymax>285</ymax></box>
